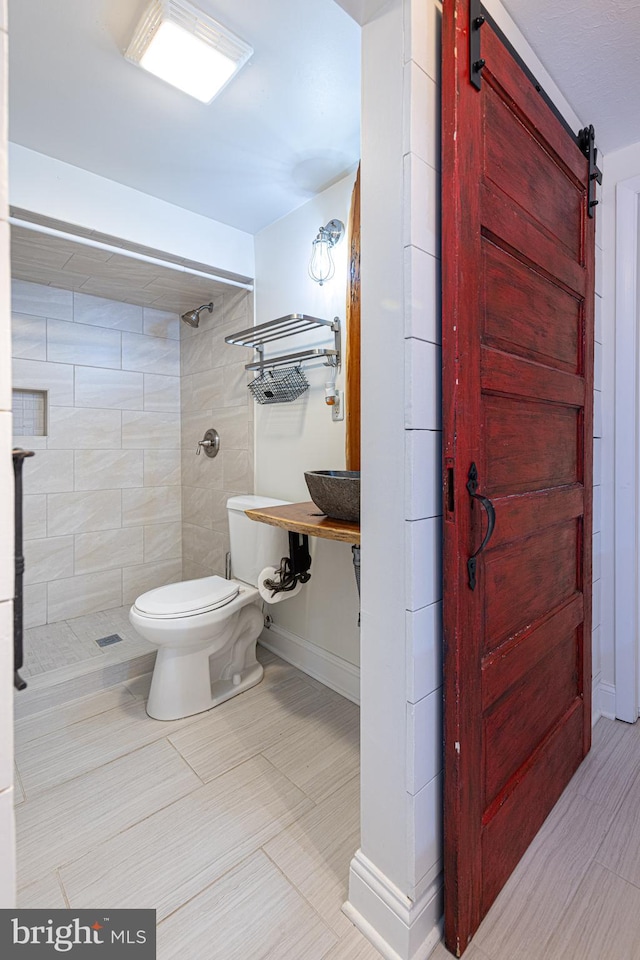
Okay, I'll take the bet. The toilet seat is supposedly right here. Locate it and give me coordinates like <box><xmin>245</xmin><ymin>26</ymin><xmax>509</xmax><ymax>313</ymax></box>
<box><xmin>133</xmin><ymin>576</ymin><xmax>240</xmax><ymax>620</ymax></box>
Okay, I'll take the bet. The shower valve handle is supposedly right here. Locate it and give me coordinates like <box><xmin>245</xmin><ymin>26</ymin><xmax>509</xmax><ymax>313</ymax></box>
<box><xmin>196</xmin><ymin>428</ymin><xmax>220</xmax><ymax>458</ymax></box>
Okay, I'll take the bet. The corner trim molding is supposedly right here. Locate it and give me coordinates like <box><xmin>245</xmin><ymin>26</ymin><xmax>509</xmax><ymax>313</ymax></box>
<box><xmin>614</xmin><ymin>174</ymin><xmax>640</xmax><ymax>722</ymax></box>
<box><xmin>345</xmin><ymin>849</ymin><xmax>443</xmax><ymax>960</ymax></box>
<box><xmin>599</xmin><ymin>681</ymin><xmax>616</xmax><ymax>721</ymax></box>
<box><xmin>259</xmin><ymin>623</ymin><xmax>360</xmax><ymax>705</ymax></box>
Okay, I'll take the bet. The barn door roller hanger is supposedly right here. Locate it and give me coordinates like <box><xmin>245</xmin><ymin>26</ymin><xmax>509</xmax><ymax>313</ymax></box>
<box><xmin>469</xmin><ymin>0</ymin><xmax>486</xmax><ymax>90</ymax></box>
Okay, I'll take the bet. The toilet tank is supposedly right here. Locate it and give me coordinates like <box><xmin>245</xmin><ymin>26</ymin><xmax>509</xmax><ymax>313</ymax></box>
<box><xmin>227</xmin><ymin>495</ymin><xmax>291</xmax><ymax>587</ymax></box>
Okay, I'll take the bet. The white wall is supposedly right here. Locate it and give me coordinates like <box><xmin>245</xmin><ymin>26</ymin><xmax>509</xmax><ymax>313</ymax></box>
<box><xmin>599</xmin><ymin>140</ymin><xmax>640</xmax><ymax>719</ymax></box>
<box><xmin>0</xmin><ymin>0</ymin><xmax>16</xmax><ymax>908</ymax></box>
<box><xmin>253</xmin><ymin>172</ymin><xmax>361</xmax><ymax>685</ymax></box>
<box><xmin>9</xmin><ymin>144</ymin><xmax>255</xmax><ymax>282</ymax></box>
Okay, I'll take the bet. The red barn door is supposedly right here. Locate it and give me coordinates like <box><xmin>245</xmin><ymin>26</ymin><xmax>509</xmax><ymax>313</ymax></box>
<box><xmin>441</xmin><ymin>2</ymin><xmax>597</xmax><ymax>954</ymax></box>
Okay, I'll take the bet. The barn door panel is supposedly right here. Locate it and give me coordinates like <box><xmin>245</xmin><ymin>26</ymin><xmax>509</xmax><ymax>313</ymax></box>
<box><xmin>442</xmin><ymin>2</ymin><xmax>597</xmax><ymax>954</ymax></box>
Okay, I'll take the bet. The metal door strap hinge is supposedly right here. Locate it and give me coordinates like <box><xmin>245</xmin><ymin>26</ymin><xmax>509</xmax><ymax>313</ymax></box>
<box><xmin>578</xmin><ymin>125</ymin><xmax>602</xmax><ymax>219</ymax></box>
<box><xmin>470</xmin><ymin>0</ymin><xmax>486</xmax><ymax>90</ymax></box>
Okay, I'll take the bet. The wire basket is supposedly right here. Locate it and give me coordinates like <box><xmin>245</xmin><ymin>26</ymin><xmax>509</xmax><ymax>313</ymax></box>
<box><xmin>248</xmin><ymin>366</ymin><xmax>309</xmax><ymax>404</ymax></box>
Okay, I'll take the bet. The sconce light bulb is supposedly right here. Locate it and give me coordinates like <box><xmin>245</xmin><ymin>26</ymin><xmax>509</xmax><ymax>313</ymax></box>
<box><xmin>308</xmin><ymin>219</ymin><xmax>344</xmax><ymax>286</ymax></box>
<box><xmin>309</xmin><ymin>236</ymin><xmax>335</xmax><ymax>286</ymax></box>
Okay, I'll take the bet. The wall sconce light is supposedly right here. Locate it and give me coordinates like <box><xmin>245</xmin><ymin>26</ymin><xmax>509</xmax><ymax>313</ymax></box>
<box><xmin>308</xmin><ymin>219</ymin><xmax>345</xmax><ymax>286</ymax></box>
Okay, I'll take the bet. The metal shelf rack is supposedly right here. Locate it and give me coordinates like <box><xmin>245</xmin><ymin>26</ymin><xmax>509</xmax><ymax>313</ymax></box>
<box><xmin>225</xmin><ymin>314</ymin><xmax>341</xmax><ymax>372</ymax></box>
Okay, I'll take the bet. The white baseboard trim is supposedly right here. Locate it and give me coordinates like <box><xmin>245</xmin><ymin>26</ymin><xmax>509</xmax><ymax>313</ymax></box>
<box><xmin>259</xmin><ymin>623</ymin><xmax>360</xmax><ymax>705</ymax></box>
<box><xmin>599</xmin><ymin>681</ymin><xmax>616</xmax><ymax>721</ymax></box>
<box><xmin>344</xmin><ymin>849</ymin><xmax>443</xmax><ymax>960</ymax></box>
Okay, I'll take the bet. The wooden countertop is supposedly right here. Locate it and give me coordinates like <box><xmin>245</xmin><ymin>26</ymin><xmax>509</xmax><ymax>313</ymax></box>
<box><xmin>245</xmin><ymin>501</ymin><xmax>360</xmax><ymax>545</ymax></box>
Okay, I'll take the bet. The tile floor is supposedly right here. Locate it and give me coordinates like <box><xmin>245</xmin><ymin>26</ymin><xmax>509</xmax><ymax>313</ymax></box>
<box><xmin>432</xmin><ymin>714</ymin><xmax>640</xmax><ymax>960</ymax></box>
<box><xmin>21</xmin><ymin>604</ymin><xmax>152</xmax><ymax>678</ymax></box>
<box><xmin>14</xmin><ymin>639</ymin><xmax>640</xmax><ymax>960</ymax></box>
<box><xmin>14</xmin><ymin>646</ymin><xmax>381</xmax><ymax>959</ymax></box>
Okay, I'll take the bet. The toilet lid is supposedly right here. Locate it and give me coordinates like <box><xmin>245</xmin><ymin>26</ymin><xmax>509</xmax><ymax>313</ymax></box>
<box><xmin>134</xmin><ymin>576</ymin><xmax>240</xmax><ymax>618</ymax></box>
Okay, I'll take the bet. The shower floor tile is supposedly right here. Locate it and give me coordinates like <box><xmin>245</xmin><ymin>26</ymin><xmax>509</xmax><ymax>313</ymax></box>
<box><xmin>20</xmin><ymin>605</ymin><xmax>155</xmax><ymax>689</ymax></box>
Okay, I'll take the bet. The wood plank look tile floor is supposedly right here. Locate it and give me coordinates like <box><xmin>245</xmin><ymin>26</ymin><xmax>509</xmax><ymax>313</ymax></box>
<box><xmin>14</xmin><ymin>646</ymin><xmax>380</xmax><ymax>959</ymax></box>
<box><xmin>433</xmin><ymin>715</ymin><xmax>640</xmax><ymax>960</ymax></box>
<box><xmin>15</xmin><ymin>649</ymin><xmax>640</xmax><ymax>960</ymax></box>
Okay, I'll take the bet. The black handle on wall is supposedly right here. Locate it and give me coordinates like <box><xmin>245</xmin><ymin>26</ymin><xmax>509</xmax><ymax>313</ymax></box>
<box><xmin>13</xmin><ymin>449</ymin><xmax>34</xmax><ymax>691</ymax></box>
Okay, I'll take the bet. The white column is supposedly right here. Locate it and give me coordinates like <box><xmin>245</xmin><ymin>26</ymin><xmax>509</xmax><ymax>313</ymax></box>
<box><xmin>0</xmin><ymin>0</ymin><xmax>16</xmax><ymax>909</ymax></box>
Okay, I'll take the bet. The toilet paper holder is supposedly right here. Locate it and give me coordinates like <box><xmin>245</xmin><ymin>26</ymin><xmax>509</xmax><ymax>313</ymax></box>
<box><xmin>264</xmin><ymin>532</ymin><xmax>312</xmax><ymax>595</ymax></box>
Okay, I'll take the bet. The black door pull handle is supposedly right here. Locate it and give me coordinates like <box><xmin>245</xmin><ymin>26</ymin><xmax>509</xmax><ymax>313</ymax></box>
<box><xmin>467</xmin><ymin>462</ymin><xmax>496</xmax><ymax>590</ymax></box>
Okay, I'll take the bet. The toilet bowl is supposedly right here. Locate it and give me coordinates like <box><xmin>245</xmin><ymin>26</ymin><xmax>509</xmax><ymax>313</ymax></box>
<box><xmin>129</xmin><ymin>495</ymin><xmax>291</xmax><ymax>721</ymax></box>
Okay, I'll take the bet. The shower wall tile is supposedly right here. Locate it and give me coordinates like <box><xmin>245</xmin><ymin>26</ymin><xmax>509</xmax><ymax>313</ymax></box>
<box><xmin>121</xmin><ymin>332</ymin><xmax>180</xmax><ymax>377</ymax></box>
<box><xmin>12</xmin><ymin>358</ymin><xmax>74</xmax><ymax>405</ymax></box>
<box><xmin>122</xmin><ymin>559</ymin><xmax>182</xmax><ymax>605</ymax></box>
<box><xmin>182</xmin><ymin>557</ymin><xmax>211</xmax><ymax>581</ymax></box>
<box><xmin>23</xmin><ymin>495</ymin><xmax>47</xmax><ymax>541</ymax></box>
<box><xmin>143</xmin><ymin>307</ymin><xmax>180</xmax><ymax>340</ymax></box>
<box><xmin>181</xmin><ymin>447</ymin><xmax>224</xmax><ymax>491</ymax></box>
<box><xmin>143</xmin><ymin>449</ymin><xmax>181</xmax><ymax>487</ymax></box>
<box><xmin>181</xmin><ymin>368</ymin><xmax>224</xmax><ymax>412</ymax></box>
<box><xmin>22</xmin><ymin>451</ymin><xmax>74</xmax><ymax>495</ymax></box>
<box><xmin>23</xmin><ymin>537</ymin><xmax>74</xmax><ymax>585</ymax></box>
<box><xmin>210</xmin><ymin>407</ymin><xmax>251</xmax><ymax>450</ymax></box>
<box><xmin>73</xmin><ymin>293</ymin><xmax>143</xmax><ymax>332</ymax></box>
<box><xmin>179</xmin><ymin>289</ymin><xmax>253</xmax><ymax>575</ymax></box>
<box><xmin>23</xmin><ymin>584</ymin><xmax>47</xmax><ymax>629</ymax></box>
<box><xmin>182</xmin><ymin>523</ymin><xmax>226</xmax><ymax>574</ymax></box>
<box><xmin>223</xmin><ymin>449</ymin><xmax>251</xmax><ymax>492</ymax></box>
<box><xmin>181</xmin><ymin>410</ymin><xmax>215</xmax><ymax>452</ymax></box>
<box><xmin>13</xmin><ymin>281</ymin><xmax>184</xmax><ymax>626</ymax></box>
<box><xmin>122</xmin><ymin>486</ymin><xmax>181</xmax><ymax>527</ymax></box>
<box><xmin>121</xmin><ymin>410</ymin><xmax>180</xmax><ymax>449</ymax></box>
<box><xmin>13</xmin><ymin>434</ymin><xmax>47</xmax><ymax>451</ymax></box>
<box><xmin>12</xmin><ymin>279</ymin><xmax>73</xmax><ymax>321</ymax></box>
<box><xmin>182</xmin><ymin>485</ymin><xmax>213</xmax><ymax>529</ymax></box>
<box><xmin>223</xmin><ymin>362</ymin><xmax>252</xmax><ymax>407</ymax></box>
<box><xmin>74</xmin><ymin>367</ymin><xmax>143</xmax><ymax>410</ymax></box>
<box><xmin>47</xmin><ymin>490</ymin><xmax>122</xmax><ymax>536</ymax></box>
<box><xmin>143</xmin><ymin>522</ymin><xmax>182</xmax><ymax>563</ymax></box>
<box><xmin>210</xmin><ymin>490</ymin><xmax>230</xmax><ymax>533</ymax></box>
<box><xmin>180</xmin><ymin>330</ymin><xmax>214</xmax><ymax>376</ymax></box>
<box><xmin>222</xmin><ymin>289</ymin><xmax>251</xmax><ymax>327</ymax></box>
<box><xmin>47</xmin><ymin>318</ymin><xmax>121</xmax><ymax>368</ymax></box>
<box><xmin>11</xmin><ymin>314</ymin><xmax>47</xmax><ymax>360</ymax></box>
<box><xmin>143</xmin><ymin>373</ymin><xmax>180</xmax><ymax>412</ymax></box>
<box><xmin>48</xmin><ymin>570</ymin><xmax>123</xmax><ymax>623</ymax></box>
<box><xmin>48</xmin><ymin>406</ymin><xmax>122</xmax><ymax>449</ymax></box>
<box><xmin>74</xmin><ymin>527</ymin><xmax>144</xmax><ymax>576</ymax></box>
<box><xmin>74</xmin><ymin>450</ymin><xmax>144</xmax><ymax>491</ymax></box>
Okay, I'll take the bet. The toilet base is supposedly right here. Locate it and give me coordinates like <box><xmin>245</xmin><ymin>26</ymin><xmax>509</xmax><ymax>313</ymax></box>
<box><xmin>146</xmin><ymin>661</ymin><xmax>264</xmax><ymax>721</ymax></box>
<box><xmin>145</xmin><ymin>602</ymin><xmax>265</xmax><ymax>721</ymax></box>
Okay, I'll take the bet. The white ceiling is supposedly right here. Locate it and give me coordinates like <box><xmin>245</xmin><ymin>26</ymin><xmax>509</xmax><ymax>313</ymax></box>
<box><xmin>8</xmin><ymin>0</ymin><xmax>361</xmax><ymax>235</ymax></box>
<box><xmin>9</xmin><ymin>0</ymin><xmax>640</xmax><ymax>245</ymax></box>
<box><xmin>501</xmin><ymin>0</ymin><xmax>640</xmax><ymax>153</ymax></box>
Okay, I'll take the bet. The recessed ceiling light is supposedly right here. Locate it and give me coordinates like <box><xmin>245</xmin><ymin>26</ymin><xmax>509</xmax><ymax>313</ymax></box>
<box><xmin>125</xmin><ymin>0</ymin><xmax>253</xmax><ymax>104</ymax></box>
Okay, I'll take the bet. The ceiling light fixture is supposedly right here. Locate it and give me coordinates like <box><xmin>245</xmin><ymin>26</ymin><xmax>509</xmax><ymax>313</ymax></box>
<box><xmin>125</xmin><ymin>0</ymin><xmax>253</xmax><ymax>104</ymax></box>
<box><xmin>308</xmin><ymin>219</ymin><xmax>345</xmax><ymax>286</ymax></box>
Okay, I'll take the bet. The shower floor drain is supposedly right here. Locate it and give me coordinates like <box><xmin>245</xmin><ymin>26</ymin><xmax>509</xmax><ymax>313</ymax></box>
<box><xmin>96</xmin><ymin>633</ymin><xmax>124</xmax><ymax>648</ymax></box>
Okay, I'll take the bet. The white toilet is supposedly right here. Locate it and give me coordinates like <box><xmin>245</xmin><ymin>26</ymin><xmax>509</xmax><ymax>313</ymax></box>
<box><xmin>129</xmin><ymin>495</ymin><xmax>289</xmax><ymax>721</ymax></box>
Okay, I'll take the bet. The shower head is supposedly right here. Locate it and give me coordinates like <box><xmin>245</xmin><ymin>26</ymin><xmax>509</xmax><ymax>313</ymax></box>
<box><xmin>181</xmin><ymin>302</ymin><xmax>214</xmax><ymax>329</ymax></box>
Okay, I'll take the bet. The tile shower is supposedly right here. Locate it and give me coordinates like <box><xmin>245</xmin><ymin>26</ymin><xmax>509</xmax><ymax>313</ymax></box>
<box><xmin>11</xmin><ymin>276</ymin><xmax>254</xmax><ymax>680</ymax></box>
